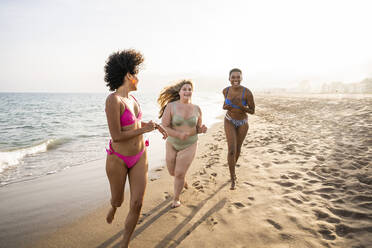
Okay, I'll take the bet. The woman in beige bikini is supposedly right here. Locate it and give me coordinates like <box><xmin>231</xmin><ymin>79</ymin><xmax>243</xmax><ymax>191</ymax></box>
<box><xmin>158</xmin><ymin>80</ymin><xmax>207</xmax><ymax>208</ymax></box>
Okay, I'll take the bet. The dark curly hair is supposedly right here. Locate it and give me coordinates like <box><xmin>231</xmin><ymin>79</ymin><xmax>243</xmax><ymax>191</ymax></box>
<box><xmin>104</xmin><ymin>49</ymin><xmax>144</xmax><ymax>91</ymax></box>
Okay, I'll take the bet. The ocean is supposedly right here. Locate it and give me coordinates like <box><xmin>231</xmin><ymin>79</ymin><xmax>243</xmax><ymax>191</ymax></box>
<box><xmin>0</xmin><ymin>91</ymin><xmax>224</xmax><ymax>186</ymax></box>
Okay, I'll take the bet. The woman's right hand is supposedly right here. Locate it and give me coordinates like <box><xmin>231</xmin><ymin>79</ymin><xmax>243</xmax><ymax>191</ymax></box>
<box><xmin>143</xmin><ymin>121</ymin><xmax>156</xmax><ymax>133</ymax></box>
<box><xmin>223</xmin><ymin>102</ymin><xmax>234</xmax><ymax>111</ymax></box>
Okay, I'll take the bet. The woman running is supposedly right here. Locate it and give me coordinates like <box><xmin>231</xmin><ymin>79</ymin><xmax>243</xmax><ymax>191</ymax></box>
<box><xmin>104</xmin><ymin>49</ymin><xmax>167</xmax><ymax>248</ymax></box>
<box><xmin>158</xmin><ymin>80</ymin><xmax>207</xmax><ymax>208</ymax></box>
<box><xmin>223</xmin><ymin>68</ymin><xmax>255</xmax><ymax>190</ymax></box>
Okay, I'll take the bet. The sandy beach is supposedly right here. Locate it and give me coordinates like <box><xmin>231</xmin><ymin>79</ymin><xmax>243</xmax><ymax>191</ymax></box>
<box><xmin>2</xmin><ymin>94</ymin><xmax>371</xmax><ymax>248</ymax></box>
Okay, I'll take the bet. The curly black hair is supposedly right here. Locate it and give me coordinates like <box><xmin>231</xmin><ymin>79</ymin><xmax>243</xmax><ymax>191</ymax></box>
<box><xmin>104</xmin><ymin>49</ymin><xmax>144</xmax><ymax>91</ymax></box>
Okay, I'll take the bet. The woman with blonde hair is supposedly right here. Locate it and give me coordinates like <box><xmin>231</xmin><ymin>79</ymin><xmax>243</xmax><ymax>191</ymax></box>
<box><xmin>158</xmin><ymin>80</ymin><xmax>207</xmax><ymax>208</ymax></box>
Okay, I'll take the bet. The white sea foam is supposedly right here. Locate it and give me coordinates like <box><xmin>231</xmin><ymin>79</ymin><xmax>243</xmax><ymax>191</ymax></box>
<box><xmin>0</xmin><ymin>139</ymin><xmax>64</xmax><ymax>172</ymax></box>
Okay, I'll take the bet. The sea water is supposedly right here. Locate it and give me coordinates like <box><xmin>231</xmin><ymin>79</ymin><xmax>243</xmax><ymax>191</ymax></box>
<box><xmin>0</xmin><ymin>91</ymin><xmax>224</xmax><ymax>186</ymax></box>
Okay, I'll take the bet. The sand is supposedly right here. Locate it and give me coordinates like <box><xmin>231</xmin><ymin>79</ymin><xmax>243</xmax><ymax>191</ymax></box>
<box><xmin>6</xmin><ymin>94</ymin><xmax>372</xmax><ymax>248</ymax></box>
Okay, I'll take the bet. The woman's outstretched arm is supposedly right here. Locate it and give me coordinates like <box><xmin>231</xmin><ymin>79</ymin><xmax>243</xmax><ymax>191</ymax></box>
<box><xmin>140</xmin><ymin>121</ymin><xmax>167</xmax><ymax>139</ymax></box>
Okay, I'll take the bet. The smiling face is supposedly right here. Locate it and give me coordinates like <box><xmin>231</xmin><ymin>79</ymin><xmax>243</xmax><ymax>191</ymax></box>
<box><xmin>179</xmin><ymin>83</ymin><xmax>193</xmax><ymax>101</ymax></box>
<box><xmin>229</xmin><ymin>71</ymin><xmax>242</xmax><ymax>87</ymax></box>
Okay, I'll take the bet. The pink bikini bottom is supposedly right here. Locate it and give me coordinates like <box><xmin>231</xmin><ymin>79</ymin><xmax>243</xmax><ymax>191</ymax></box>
<box><xmin>106</xmin><ymin>140</ymin><xmax>149</xmax><ymax>169</ymax></box>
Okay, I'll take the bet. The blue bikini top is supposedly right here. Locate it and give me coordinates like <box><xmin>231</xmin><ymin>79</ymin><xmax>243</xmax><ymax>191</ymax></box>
<box><xmin>224</xmin><ymin>87</ymin><xmax>247</xmax><ymax>109</ymax></box>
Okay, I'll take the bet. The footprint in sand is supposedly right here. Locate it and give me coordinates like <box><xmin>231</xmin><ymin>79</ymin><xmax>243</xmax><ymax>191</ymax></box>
<box><xmin>308</xmin><ymin>179</ymin><xmax>320</xmax><ymax>184</ymax></box>
<box><xmin>275</xmin><ymin>181</ymin><xmax>295</xmax><ymax>187</ymax></box>
<box><xmin>192</xmin><ymin>181</ymin><xmax>204</xmax><ymax>192</ymax></box>
<box><xmin>316</xmin><ymin>156</ymin><xmax>326</xmax><ymax>162</ymax></box>
<box><xmin>334</xmin><ymin>223</ymin><xmax>356</xmax><ymax>237</ymax></box>
<box><xmin>326</xmin><ymin>217</ymin><xmax>340</xmax><ymax>224</ymax></box>
<box><xmin>164</xmin><ymin>192</ymin><xmax>171</xmax><ymax>199</ymax></box>
<box><xmin>279</xmin><ymin>233</ymin><xmax>295</xmax><ymax>240</ymax></box>
<box><xmin>138</xmin><ymin>213</ymin><xmax>149</xmax><ymax>224</ymax></box>
<box><xmin>186</xmin><ymin>204</ymin><xmax>197</xmax><ymax>209</ymax></box>
<box><xmin>266</xmin><ymin>219</ymin><xmax>283</xmax><ymax>230</ymax></box>
<box><xmin>328</xmin><ymin>206</ymin><xmax>369</xmax><ymax>220</ymax></box>
<box><xmin>318</xmin><ymin>224</ymin><xmax>336</xmax><ymax>240</ymax></box>
<box><xmin>263</xmin><ymin>162</ymin><xmax>271</xmax><ymax>168</ymax></box>
<box><xmin>357</xmin><ymin>174</ymin><xmax>372</xmax><ymax>185</ymax></box>
<box><xmin>319</xmin><ymin>194</ymin><xmax>332</xmax><ymax>200</ymax></box>
<box><xmin>352</xmin><ymin>195</ymin><xmax>372</xmax><ymax>203</ymax></box>
<box><xmin>306</xmin><ymin>171</ymin><xmax>326</xmax><ymax>181</ymax></box>
<box><xmin>209</xmin><ymin>144</ymin><xmax>219</xmax><ymax>151</ymax></box>
<box><xmin>233</xmin><ymin>202</ymin><xmax>245</xmax><ymax>209</ymax></box>
<box><xmin>209</xmin><ymin>217</ymin><xmax>218</xmax><ymax>225</ymax></box>
<box><xmin>243</xmin><ymin>181</ymin><xmax>254</xmax><ymax>187</ymax></box>
<box><xmin>316</xmin><ymin>187</ymin><xmax>335</xmax><ymax>193</ymax></box>
<box><xmin>150</xmin><ymin>174</ymin><xmax>160</xmax><ymax>181</ymax></box>
<box><xmin>313</xmin><ymin>209</ymin><xmax>330</xmax><ymax>220</ymax></box>
<box><xmin>298</xmin><ymin>194</ymin><xmax>310</xmax><ymax>202</ymax></box>
<box><xmin>289</xmin><ymin>197</ymin><xmax>303</xmax><ymax>204</ymax></box>
<box><xmin>288</xmin><ymin>172</ymin><xmax>302</xmax><ymax>180</ymax></box>
<box><xmin>192</xmin><ymin>180</ymin><xmax>200</xmax><ymax>186</ymax></box>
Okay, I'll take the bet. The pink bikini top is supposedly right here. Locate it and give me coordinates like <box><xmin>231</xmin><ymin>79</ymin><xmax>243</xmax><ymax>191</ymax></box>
<box><xmin>120</xmin><ymin>96</ymin><xmax>142</xmax><ymax>126</ymax></box>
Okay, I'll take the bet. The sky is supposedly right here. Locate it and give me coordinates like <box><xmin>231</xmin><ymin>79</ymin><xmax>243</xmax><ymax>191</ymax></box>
<box><xmin>1</xmin><ymin>0</ymin><xmax>372</xmax><ymax>93</ymax></box>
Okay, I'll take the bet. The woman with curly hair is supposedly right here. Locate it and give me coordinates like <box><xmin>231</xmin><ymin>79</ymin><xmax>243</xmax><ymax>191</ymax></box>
<box><xmin>104</xmin><ymin>49</ymin><xmax>167</xmax><ymax>247</ymax></box>
<box><xmin>158</xmin><ymin>80</ymin><xmax>207</xmax><ymax>208</ymax></box>
<box><xmin>223</xmin><ymin>68</ymin><xmax>255</xmax><ymax>190</ymax></box>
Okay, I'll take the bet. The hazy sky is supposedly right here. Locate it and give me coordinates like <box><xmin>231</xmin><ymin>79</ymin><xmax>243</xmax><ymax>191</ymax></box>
<box><xmin>1</xmin><ymin>0</ymin><xmax>372</xmax><ymax>92</ymax></box>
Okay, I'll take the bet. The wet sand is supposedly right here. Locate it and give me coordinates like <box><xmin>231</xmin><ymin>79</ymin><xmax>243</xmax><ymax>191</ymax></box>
<box><xmin>3</xmin><ymin>94</ymin><xmax>372</xmax><ymax>248</ymax></box>
<box><xmin>0</xmin><ymin>159</ymin><xmax>109</xmax><ymax>248</ymax></box>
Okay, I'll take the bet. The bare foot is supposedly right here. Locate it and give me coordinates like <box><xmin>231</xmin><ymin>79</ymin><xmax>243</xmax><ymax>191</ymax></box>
<box><xmin>230</xmin><ymin>180</ymin><xmax>236</xmax><ymax>190</ymax></box>
<box><xmin>106</xmin><ymin>206</ymin><xmax>117</xmax><ymax>224</ymax></box>
<box><xmin>171</xmin><ymin>200</ymin><xmax>181</xmax><ymax>208</ymax></box>
<box><xmin>184</xmin><ymin>181</ymin><xmax>189</xmax><ymax>189</ymax></box>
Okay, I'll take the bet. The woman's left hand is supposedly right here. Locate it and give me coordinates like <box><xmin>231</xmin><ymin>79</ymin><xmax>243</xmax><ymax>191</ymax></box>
<box><xmin>156</xmin><ymin>123</ymin><xmax>168</xmax><ymax>139</ymax></box>
<box><xmin>198</xmin><ymin>124</ymin><xmax>208</xmax><ymax>134</ymax></box>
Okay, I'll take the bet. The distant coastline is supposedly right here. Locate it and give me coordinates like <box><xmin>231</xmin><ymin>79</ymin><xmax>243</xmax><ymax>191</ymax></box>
<box><xmin>257</xmin><ymin>78</ymin><xmax>372</xmax><ymax>94</ymax></box>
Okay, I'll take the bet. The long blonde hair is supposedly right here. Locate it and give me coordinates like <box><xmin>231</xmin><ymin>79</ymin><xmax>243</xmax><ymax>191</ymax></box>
<box><xmin>157</xmin><ymin>80</ymin><xmax>194</xmax><ymax>118</ymax></box>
